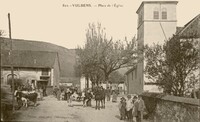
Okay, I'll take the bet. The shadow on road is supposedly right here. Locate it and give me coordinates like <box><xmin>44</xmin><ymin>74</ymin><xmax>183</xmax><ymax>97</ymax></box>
<box><xmin>115</xmin><ymin>115</ymin><xmax>121</xmax><ymax>119</ymax></box>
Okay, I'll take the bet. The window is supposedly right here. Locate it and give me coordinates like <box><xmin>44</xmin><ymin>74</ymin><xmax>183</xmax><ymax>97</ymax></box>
<box><xmin>42</xmin><ymin>69</ymin><xmax>48</xmax><ymax>75</ymax></box>
<box><xmin>162</xmin><ymin>8</ymin><xmax>167</xmax><ymax>19</ymax></box>
<box><xmin>153</xmin><ymin>8</ymin><xmax>159</xmax><ymax>19</ymax></box>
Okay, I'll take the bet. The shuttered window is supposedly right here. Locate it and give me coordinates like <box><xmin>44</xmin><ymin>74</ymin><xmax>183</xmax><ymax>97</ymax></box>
<box><xmin>162</xmin><ymin>8</ymin><xmax>167</xmax><ymax>19</ymax></box>
<box><xmin>154</xmin><ymin>11</ymin><xmax>159</xmax><ymax>19</ymax></box>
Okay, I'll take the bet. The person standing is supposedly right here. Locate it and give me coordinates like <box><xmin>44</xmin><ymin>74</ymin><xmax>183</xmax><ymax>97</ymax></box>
<box><xmin>43</xmin><ymin>86</ymin><xmax>47</xmax><ymax>97</ymax></box>
<box><xmin>132</xmin><ymin>95</ymin><xmax>138</xmax><ymax>122</ymax></box>
<box><xmin>112</xmin><ymin>90</ymin><xmax>117</xmax><ymax>102</ymax></box>
<box><xmin>135</xmin><ymin>95</ymin><xmax>145</xmax><ymax>122</ymax></box>
<box><xmin>82</xmin><ymin>90</ymin><xmax>86</xmax><ymax>107</ymax></box>
<box><xmin>66</xmin><ymin>88</ymin><xmax>71</xmax><ymax>102</ymax></box>
<box><xmin>68</xmin><ymin>89</ymin><xmax>73</xmax><ymax>107</ymax></box>
<box><xmin>118</xmin><ymin>97</ymin><xmax>126</xmax><ymax>120</ymax></box>
<box><xmin>60</xmin><ymin>89</ymin><xmax>65</xmax><ymax>100</ymax></box>
<box><xmin>31</xmin><ymin>80</ymin><xmax>36</xmax><ymax>91</ymax></box>
<box><xmin>57</xmin><ymin>88</ymin><xmax>61</xmax><ymax>101</ymax></box>
<box><xmin>53</xmin><ymin>86</ymin><xmax>59</xmax><ymax>97</ymax></box>
<box><xmin>85</xmin><ymin>90</ymin><xmax>93</xmax><ymax>106</ymax></box>
<box><xmin>106</xmin><ymin>87</ymin><xmax>111</xmax><ymax>101</ymax></box>
<box><xmin>126</xmin><ymin>95</ymin><xmax>133</xmax><ymax>121</ymax></box>
<box><xmin>39</xmin><ymin>87</ymin><xmax>43</xmax><ymax>100</ymax></box>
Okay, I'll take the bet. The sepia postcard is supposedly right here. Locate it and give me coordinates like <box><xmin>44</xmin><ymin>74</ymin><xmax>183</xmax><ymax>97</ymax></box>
<box><xmin>0</xmin><ymin>0</ymin><xmax>200</xmax><ymax>122</ymax></box>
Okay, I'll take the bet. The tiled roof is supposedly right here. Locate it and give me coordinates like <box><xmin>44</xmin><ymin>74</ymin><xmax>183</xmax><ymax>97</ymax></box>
<box><xmin>1</xmin><ymin>50</ymin><xmax>58</xmax><ymax>68</ymax></box>
<box><xmin>125</xmin><ymin>66</ymin><xmax>137</xmax><ymax>75</ymax></box>
<box><xmin>176</xmin><ymin>27</ymin><xmax>183</xmax><ymax>34</ymax></box>
<box><xmin>178</xmin><ymin>14</ymin><xmax>200</xmax><ymax>38</ymax></box>
<box><xmin>0</xmin><ymin>38</ymin><xmax>76</xmax><ymax>77</ymax></box>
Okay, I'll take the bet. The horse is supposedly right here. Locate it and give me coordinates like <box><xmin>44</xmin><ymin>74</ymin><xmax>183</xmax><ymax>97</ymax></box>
<box><xmin>93</xmin><ymin>86</ymin><xmax>102</xmax><ymax>110</ymax></box>
<box><xmin>83</xmin><ymin>90</ymin><xmax>93</xmax><ymax>106</ymax></box>
<box><xmin>100</xmin><ymin>87</ymin><xmax>106</xmax><ymax>109</ymax></box>
<box><xmin>93</xmin><ymin>86</ymin><xmax>106</xmax><ymax>110</ymax></box>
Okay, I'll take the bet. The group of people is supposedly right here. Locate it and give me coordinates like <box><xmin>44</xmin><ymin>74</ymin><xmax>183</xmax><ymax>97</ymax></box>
<box><xmin>118</xmin><ymin>94</ymin><xmax>145</xmax><ymax>122</ymax></box>
<box><xmin>105</xmin><ymin>87</ymin><xmax>118</xmax><ymax>102</ymax></box>
<box><xmin>54</xmin><ymin>86</ymin><xmax>95</xmax><ymax>108</ymax></box>
<box><xmin>53</xmin><ymin>85</ymin><xmax>121</xmax><ymax>110</ymax></box>
<box><xmin>53</xmin><ymin>86</ymin><xmax>74</xmax><ymax>101</ymax></box>
<box><xmin>82</xmin><ymin>89</ymin><xmax>93</xmax><ymax>107</ymax></box>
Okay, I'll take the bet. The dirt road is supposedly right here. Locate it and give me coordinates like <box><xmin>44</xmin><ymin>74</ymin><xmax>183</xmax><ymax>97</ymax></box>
<box><xmin>7</xmin><ymin>95</ymin><xmax>125</xmax><ymax>122</ymax></box>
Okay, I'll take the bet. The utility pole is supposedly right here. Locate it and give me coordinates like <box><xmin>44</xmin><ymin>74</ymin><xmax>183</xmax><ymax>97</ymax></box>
<box><xmin>8</xmin><ymin>13</ymin><xmax>15</xmax><ymax>111</ymax></box>
<box><xmin>0</xmin><ymin>37</ymin><xmax>2</xmax><ymax>85</ymax></box>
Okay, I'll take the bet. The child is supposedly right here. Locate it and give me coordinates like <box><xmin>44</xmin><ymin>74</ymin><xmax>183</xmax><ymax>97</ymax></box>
<box><xmin>118</xmin><ymin>97</ymin><xmax>126</xmax><ymax>120</ymax></box>
<box><xmin>60</xmin><ymin>90</ymin><xmax>65</xmax><ymax>101</ymax></box>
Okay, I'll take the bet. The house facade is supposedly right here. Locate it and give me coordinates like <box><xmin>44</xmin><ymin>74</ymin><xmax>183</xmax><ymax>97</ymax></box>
<box><xmin>1</xmin><ymin>50</ymin><xmax>60</xmax><ymax>95</ymax></box>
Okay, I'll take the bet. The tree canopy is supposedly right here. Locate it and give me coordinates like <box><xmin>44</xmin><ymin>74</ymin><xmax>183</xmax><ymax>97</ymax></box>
<box><xmin>145</xmin><ymin>34</ymin><xmax>199</xmax><ymax>96</ymax></box>
<box><xmin>76</xmin><ymin>23</ymin><xmax>140</xmax><ymax>85</ymax></box>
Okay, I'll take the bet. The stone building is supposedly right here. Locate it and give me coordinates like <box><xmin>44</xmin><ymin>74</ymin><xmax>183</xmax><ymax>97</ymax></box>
<box><xmin>1</xmin><ymin>50</ymin><xmax>60</xmax><ymax>95</ymax></box>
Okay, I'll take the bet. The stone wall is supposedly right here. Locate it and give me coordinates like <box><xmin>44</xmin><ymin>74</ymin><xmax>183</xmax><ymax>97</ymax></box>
<box><xmin>2</xmin><ymin>68</ymin><xmax>42</xmax><ymax>84</ymax></box>
<box><xmin>142</xmin><ymin>92</ymin><xmax>200</xmax><ymax>122</ymax></box>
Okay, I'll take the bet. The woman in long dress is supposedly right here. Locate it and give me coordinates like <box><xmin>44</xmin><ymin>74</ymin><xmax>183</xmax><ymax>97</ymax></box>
<box><xmin>112</xmin><ymin>90</ymin><xmax>117</xmax><ymax>102</ymax></box>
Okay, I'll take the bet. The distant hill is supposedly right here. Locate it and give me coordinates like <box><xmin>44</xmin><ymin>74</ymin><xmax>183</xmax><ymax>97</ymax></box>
<box><xmin>1</xmin><ymin>38</ymin><xmax>77</xmax><ymax>78</ymax></box>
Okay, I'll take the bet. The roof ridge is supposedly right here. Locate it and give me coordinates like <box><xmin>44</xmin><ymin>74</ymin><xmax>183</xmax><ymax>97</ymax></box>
<box><xmin>178</xmin><ymin>14</ymin><xmax>200</xmax><ymax>35</ymax></box>
<box><xmin>1</xmin><ymin>37</ymin><xmax>71</xmax><ymax>50</ymax></box>
<box><xmin>10</xmin><ymin>49</ymin><xmax>58</xmax><ymax>53</ymax></box>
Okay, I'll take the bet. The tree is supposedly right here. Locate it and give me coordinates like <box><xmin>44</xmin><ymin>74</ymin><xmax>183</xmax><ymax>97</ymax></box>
<box><xmin>0</xmin><ymin>30</ymin><xmax>6</xmax><ymax>85</ymax></box>
<box><xmin>76</xmin><ymin>23</ymin><xmax>140</xmax><ymax>86</ymax></box>
<box><xmin>0</xmin><ymin>30</ymin><xmax>9</xmax><ymax>50</ymax></box>
<box><xmin>109</xmin><ymin>71</ymin><xmax>125</xmax><ymax>84</ymax></box>
<box><xmin>145</xmin><ymin>34</ymin><xmax>199</xmax><ymax>96</ymax></box>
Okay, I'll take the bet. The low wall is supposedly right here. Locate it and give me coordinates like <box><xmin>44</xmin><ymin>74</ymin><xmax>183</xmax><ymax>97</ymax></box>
<box><xmin>142</xmin><ymin>92</ymin><xmax>200</xmax><ymax>122</ymax></box>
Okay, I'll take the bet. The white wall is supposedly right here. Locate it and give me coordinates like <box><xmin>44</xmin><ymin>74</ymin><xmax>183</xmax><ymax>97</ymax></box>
<box><xmin>80</xmin><ymin>76</ymin><xmax>92</xmax><ymax>91</ymax></box>
<box><xmin>2</xmin><ymin>68</ymin><xmax>41</xmax><ymax>84</ymax></box>
<box><xmin>144</xmin><ymin>3</ymin><xmax>177</xmax><ymax>21</ymax></box>
<box><xmin>144</xmin><ymin>84</ymin><xmax>163</xmax><ymax>93</ymax></box>
<box><xmin>130</xmin><ymin>2</ymin><xmax>178</xmax><ymax>93</ymax></box>
<box><xmin>2</xmin><ymin>68</ymin><xmax>52</xmax><ymax>87</ymax></box>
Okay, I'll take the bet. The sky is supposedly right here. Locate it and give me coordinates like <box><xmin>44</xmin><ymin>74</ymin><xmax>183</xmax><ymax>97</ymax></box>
<box><xmin>0</xmin><ymin>0</ymin><xmax>200</xmax><ymax>49</ymax></box>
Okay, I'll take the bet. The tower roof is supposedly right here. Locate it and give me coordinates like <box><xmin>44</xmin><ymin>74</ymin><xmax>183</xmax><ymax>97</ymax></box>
<box><xmin>136</xmin><ymin>1</ymin><xmax>178</xmax><ymax>14</ymax></box>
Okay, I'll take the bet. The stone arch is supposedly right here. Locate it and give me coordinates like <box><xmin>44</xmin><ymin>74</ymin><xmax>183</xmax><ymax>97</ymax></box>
<box><xmin>6</xmin><ymin>74</ymin><xmax>18</xmax><ymax>85</ymax></box>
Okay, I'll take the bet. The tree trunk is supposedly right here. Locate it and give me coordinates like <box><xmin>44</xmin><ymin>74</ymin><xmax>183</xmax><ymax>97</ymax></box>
<box><xmin>105</xmin><ymin>74</ymin><xmax>109</xmax><ymax>88</ymax></box>
<box><xmin>86</xmin><ymin>77</ymin><xmax>89</xmax><ymax>89</ymax></box>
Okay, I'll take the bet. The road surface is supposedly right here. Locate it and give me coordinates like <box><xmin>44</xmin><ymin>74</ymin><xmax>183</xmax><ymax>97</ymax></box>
<box><xmin>7</xmin><ymin>95</ymin><xmax>131</xmax><ymax>122</ymax></box>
